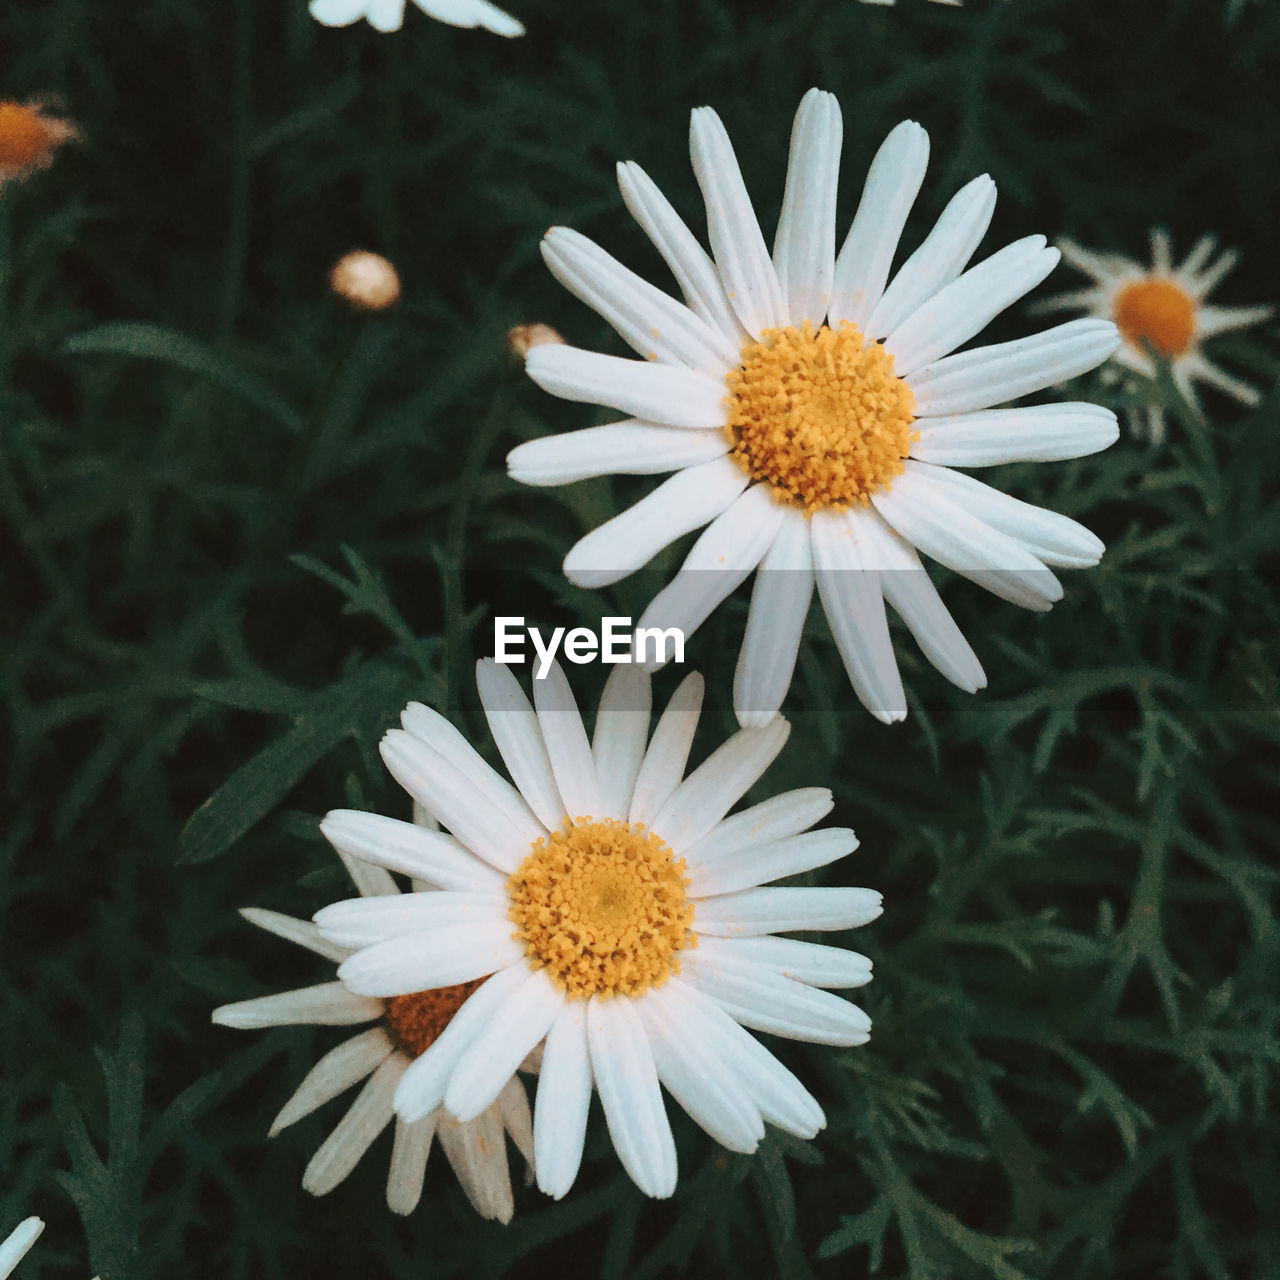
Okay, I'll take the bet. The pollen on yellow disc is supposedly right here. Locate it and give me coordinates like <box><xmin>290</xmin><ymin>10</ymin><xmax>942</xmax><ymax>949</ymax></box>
<box><xmin>0</xmin><ymin>101</ymin><xmax>74</xmax><ymax>177</ymax></box>
<box><xmin>508</xmin><ymin>819</ymin><xmax>695</xmax><ymax>999</ymax></box>
<box><xmin>384</xmin><ymin>978</ymin><xmax>485</xmax><ymax>1057</ymax></box>
<box><xmin>1113</xmin><ymin>278</ymin><xmax>1196</xmax><ymax>358</ymax></box>
<box><xmin>726</xmin><ymin>321</ymin><xmax>918</xmax><ymax>514</ymax></box>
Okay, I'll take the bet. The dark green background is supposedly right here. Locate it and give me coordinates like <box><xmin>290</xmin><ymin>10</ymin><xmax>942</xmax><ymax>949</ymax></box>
<box><xmin>2</xmin><ymin>0</ymin><xmax>1277</xmax><ymax>1275</ymax></box>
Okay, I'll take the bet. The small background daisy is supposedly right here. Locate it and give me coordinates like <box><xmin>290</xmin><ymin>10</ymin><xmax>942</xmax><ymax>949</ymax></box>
<box><xmin>1039</xmin><ymin>229</ymin><xmax>1272</xmax><ymax>442</ymax></box>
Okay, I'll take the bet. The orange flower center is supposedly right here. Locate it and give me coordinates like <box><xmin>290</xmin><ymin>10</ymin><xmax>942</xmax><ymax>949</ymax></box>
<box><xmin>726</xmin><ymin>321</ymin><xmax>917</xmax><ymax>514</ymax></box>
<box><xmin>0</xmin><ymin>101</ymin><xmax>58</xmax><ymax>170</ymax></box>
<box><xmin>508</xmin><ymin>819</ymin><xmax>695</xmax><ymax>999</ymax></box>
<box><xmin>383</xmin><ymin>978</ymin><xmax>485</xmax><ymax>1057</ymax></box>
<box><xmin>1113</xmin><ymin>278</ymin><xmax>1196</xmax><ymax>358</ymax></box>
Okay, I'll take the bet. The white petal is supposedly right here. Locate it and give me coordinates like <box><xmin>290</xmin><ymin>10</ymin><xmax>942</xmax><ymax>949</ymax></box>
<box><xmin>367</xmin><ymin>0</ymin><xmax>406</xmax><ymax>29</ymax></box>
<box><xmin>211</xmin><ymin>982</ymin><xmax>383</xmax><ymax>1030</ymax></box>
<box><xmin>310</xmin><ymin>0</ymin><xmax>374</xmax><ymax>26</ymax></box>
<box><xmin>1184</xmin><ymin>351</ymin><xmax>1263</xmax><ymax>405</ymax></box>
<box><xmin>661</xmin><ymin>976</ymin><xmax>825</xmax><ymax>1138</ymax></box>
<box><xmin>1196</xmin><ymin>302</ymin><xmax>1273</xmax><ymax>338</ymax></box>
<box><xmin>733</xmin><ymin>513</ymin><xmax>813</xmax><ymax>728</ymax></box>
<box><xmin>316</xmin><ymin>889</ymin><xmax>507</xmax><ymax>949</ymax></box>
<box><xmin>834</xmin><ymin>506</ymin><xmax>985</xmax><ymax>693</ymax></box>
<box><xmin>884</xmin><ymin>237</ymin><xmax>1060</xmax><ymax>377</ymax></box>
<box><xmin>651</xmin><ymin>717</ymin><xmax>791</xmax><ymax>853</ymax></box>
<box><xmin>773</xmin><ymin>88</ymin><xmax>842</xmax><ymax>326</ymax></box>
<box><xmin>693</xmin><ymin>886</ymin><xmax>883</xmax><ymax>936</ymax></box>
<box><xmin>867</xmin><ymin>174</ymin><xmax>997</xmax><ymax>339</ymax></box>
<box><xmin>336</xmin><ymin>920</ymin><xmax>524</xmax><ymax>996</ymax></box>
<box><xmin>698</xmin><ymin>935</ymin><xmax>873</xmax><ymax>989</ymax></box>
<box><xmin>541</xmin><ymin>227</ymin><xmax>738</xmax><ymax>373</ymax></box>
<box><xmin>0</xmin><ymin>1218</ymin><xmax>44</xmax><ymax>1277</ymax></box>
<box><xmin>239</xmin><ymin>907</ymin><xmax>351</xmax><ymax>964</ymax></box>
<box><xmin>908</xmin><ymin>463</ymin><xmax>1105</xmax><ymax>567</ymax></box>
<box><xmin>907</xmin><ymin>318</ymin><xmax>1120</xmax><ymax>417</ymax></box>
<box><xmin>830</xmin><ymin>121</ymin><xmax>930</xmax><ymax>329</ymax></box>
<box><xmin>394</xmin><ymin>961</ymin><xmax>529</xmax><ymax>1122</ymax></box>
<box><xmin>684</xmin><ymin>787</ymin><xmax>833</xmax><ymax>865</ymax></box>
<box><xmin>302</xmin><ymin>1052</ymin><xmax>404</xmax><ymax>1196</ymax></box>
<box><xmin>321</xmin><ymin>809</ymin><xmax>506</xmax><ymax>892</ymax></box>
<box><xmin>1177</xmin><ymin>234</ymin><xmax>1217</xmax><ymax>278</ymax></box>
<box><xmin>413</xmin><ymin>0</ymin><xmax>523</xmax><ymax>35</ymax></box>
<box><xmin>690</xmin><ymin>828</ymin><xmax>857</xmax><ymax>897</ymax></box>
<box><xmin>435</xmin><ymin>1106</ymin><xmax>514</xmax><ymax>1223</ymax></box>
<box><xmin>810</xmin><ymin>508</ymin><xmax>908</xmax><ymax>723</ymax></box>
<box><xmin>1188</xmin><ymin>245</ymin><xmax>1238</xmax><ymax>297</ymax></box>
<box><xmin>587</xmin><ymin>995</ymin><xmax>678</xmax><ymax>1198</ymax></box>
<box><xmin>338</xmin><ymin>848</ymin><xmax>399</xmax><ymax>899</ymax></box>
<box><xmin>910</xmin><ymin>402</ymin><xmax>1120</xmax><ymax>466</ymax></box>
<box><xmin>475</xmin><ymin>658</ymin><xmax>564</xmax><ymax>831</ymax></box>
<box><xmin>386</xmin><ymin>1113</ymin><xmax>436</xmax><ymax>1216</ymax></box>
<box><xmin>496</xmin><ymin>1074</ymin><xmax>535</xmax><ymax>1168</ymax></box>
<box><xmin>683</xmin><ymin>953</ymin><xmax>871</xmax><ymax>1045</ymax></box>
<box><xmin>592</xmin><ymin>664</ymin><xmax>653</xmax><ymax>821</ymax></box>
<box><xmin>380</xmin><ymin>726</ymin><xmax>542</xmax><ymax>873</ymax></box>
<box><xmin>617</xmin><ymin>160</ymin><xmax>745</xmax><ymax>342</ymax></box>
<box><xmin>535</xmin><ymin>1002</ymin><xmax>593</xmax><ymax>1199</ymax></box>
<box><xmin>870</xmin><ymin>465</ymin><xmax>1063</xmax><ymax>610</ymax></box>
<box><xmin>629</xmin><ymin>672</ymin><xmax>704</xmax><ymax>828</ymax></box>
<box><xmin>269</xmin><ymin>1028</ymin><xmax>395</xmax><ymax>1136</ymax></box>
<box><xmin>563</xmin><ymin>455</ymin><xmax>748</xmax><ymax>590</ymax></box>
<box><xmin>689</xmin><ymin>107</ymin><xmax>786</xmax><ymax>337</ymax></box>
<box><xmin>526</xmin><ymin>343</ymin><xmax>727</xmax><ymax>429</ymax></box>
<box><xmin>445</xmin><ymin>968</ymin><xmax>565</xmax><ymax>1122</ymax></box>
<box><xmin>632</xmin><ymin>483</ymin><xmax>786</xmax><ymax>667</ymax></box>
<box><xmin>636</xmin><ymin>983</ymin><xmax>764</xmax><ymax>1153</ymax></box>
<box><xmin>507</xmin><ymin>421</ymin><xmax>728</xmax><ymax>487</ymax></box>
<box><xmin>533</xmin><ymin>660</ymin><xmax>601</xmax><ymax>821</ymax></box>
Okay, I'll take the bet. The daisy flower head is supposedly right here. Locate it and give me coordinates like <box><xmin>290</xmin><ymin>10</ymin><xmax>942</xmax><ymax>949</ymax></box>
<box><xmin>512</xmin><ymin>90</ymin><xmax>1122</xmax><ymax>727</ymax></box>
<box><xmin>315</xmin><ymin>659</ymin><xmax>880</xmax><ymax>1200</ymax></box>
<box><xmin>309</xmin><ymin>0</ymin><xmax>523</xmax><ymax>36</ymax></box>
<box><xmin>1041</xmin><ymin>229</ymin><xmax>1273</xmax><ymax>444</ymax></box>
<box><xmin>0</xmin><ymin>1218</ymin><xmax>43</xmax><ymax>1280</ymax></box>
<box><xmin>0</xmin><ymin>100</ymin><xmax>77</xmax><ymax>189</ymax></box>
<box><xmin>211</xmin><ymin>823</ymin><xmax>535</xmax><ymax>1223</ymax></box>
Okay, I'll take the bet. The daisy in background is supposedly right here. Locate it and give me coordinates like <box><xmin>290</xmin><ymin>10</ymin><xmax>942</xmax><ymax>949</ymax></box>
<box><xmin>0</xmin><ymin>100</ymin><xmax>77</xmax><ymax>189</ymax></box>
<box><xmin>0</xmin><ymin>1218</ymin><xmax>42</xmax><ymax>1280</ymax></box>
<box><xmin>1039</xmin><ymin>230</ymin><xmax>1272</xmax><ymax>444</ymax></box>
<box><xmin>212</xmin><ymin>813</ymin><xmax>535</xmax><ymax>1223</ymax></box>
<box><xmin>309</xmin><ymin>0</ymin><xmax>523</xmax><ymax>36</ymax></box>
<box><xmin>316</xmin><ymin>659</ymin><xmax>879</xmax><ymax>1200</ymax></box>
<box><xmin>511</xmin><ymin>89</ymin><xmax>1120</xmax><ymax>727</ymax></box>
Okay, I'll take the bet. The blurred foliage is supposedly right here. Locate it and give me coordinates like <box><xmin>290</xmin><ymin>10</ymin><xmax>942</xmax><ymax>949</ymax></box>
<box><xmin>2</xmin><ymin>0</ymin><xmax>1278</xmax><ymax>1276</ymax></box>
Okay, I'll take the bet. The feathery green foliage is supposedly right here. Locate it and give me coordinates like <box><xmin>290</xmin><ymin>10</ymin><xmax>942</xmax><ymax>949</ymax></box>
<box><xmin>2</xmin><ymin>0</ymin><xmax>1277</xmax><ymax>1275</ymax></box>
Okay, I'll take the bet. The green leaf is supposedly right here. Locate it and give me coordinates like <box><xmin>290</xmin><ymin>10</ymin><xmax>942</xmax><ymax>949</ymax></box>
<box><xmin>64</xmin><ymin>322</ymin><xmax>303</xmax><ymax>432</ymax></box>
<box><xmin>177</xmin><ymin>661</ymin><xmax>410</xmax><ymax>865</ymax></box>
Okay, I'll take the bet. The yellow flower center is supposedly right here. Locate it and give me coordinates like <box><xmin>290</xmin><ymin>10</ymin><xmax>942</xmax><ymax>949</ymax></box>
<box><xmin>0</xmin><ymin>102</ymin><xmax>61</xmax><ymax>171</ymax></box>
<box><xmin>384</xmin><ymin>979</ymin><xmax>485</xmax><ymax>1057</ymax></box>
<box><xmin>508</xmin><ymin>819</ymin><xmax>695</xmax><ymax>999</ymax></box>
<box><xmin>726</xmin><ymin>321</ymin><xmax>917</xmax><ymax>514</ymax></box>
<box><xmin>1113</xmin><ymin>278</ymin><xmax>1196</xmax><ymax>358</ymax></box>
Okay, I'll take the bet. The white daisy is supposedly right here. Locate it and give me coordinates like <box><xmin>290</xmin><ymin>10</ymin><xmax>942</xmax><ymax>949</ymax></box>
<box><xmin>0</xmin><ymin>1218</ymin><xmax>42</xmax><ymax>1280</ymax></box>
<box><xmin>315</xmin><ymin>659</ymin><xmax>880</xmax><ymax>1200</ymax></box>
<box><xmin>309</xmin><ymin>0</ymin><xmax>523</xmax><ymax>37</ymax></box>
<box><xmin>212</xmin><ymin>824</ymin><xmax>535</xmax><ymax>1223</ymax></box>
<box><xmin>511</xmin><ymin>89</ymin><xmax>1121</xmax><ymax>726</ymax></box>
<box><xmin>1040</xmin><ymin>229</ymin><xmax>1273</xmax><ymax>444</ymax></box>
